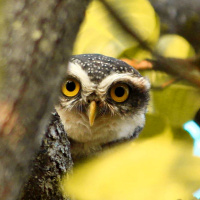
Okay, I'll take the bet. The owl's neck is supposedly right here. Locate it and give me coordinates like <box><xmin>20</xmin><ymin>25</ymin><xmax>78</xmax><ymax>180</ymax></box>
<box><xmin>69</xmin><ymin>125</ymin><xmax>143</xmax><ymax>161</ymax></box>
<box><xmin>56</xmin><ymin>106</ymin><xmax>145</xmax><ymax>161</ymax></box>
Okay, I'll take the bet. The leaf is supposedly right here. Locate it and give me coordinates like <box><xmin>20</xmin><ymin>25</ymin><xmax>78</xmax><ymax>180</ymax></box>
<box><xmin>62</xmin><ymin>131</ymin><xmax>200</xmax><ymax>200</ymax></box>
<box><xmin>141</xmin><ymin>71</ymin><xmax>200</xmax><ymax>128</ymax></box>
<box><xmin>151</xmin><ymin>84</ymin><xmax>200</xmax><ymax>127</ymax></box>
<box><xmin>140</xmin><ymin>34</ymin><xmax>199</xmax><ymax>128</ymax></box>
<box><xmin>155</xmin><ymin>34</ymin><xmax>195</xmax><ymax>58</ymax></box>
<box><xmin>73</xmin><ymin>0</ymin><xmax>160</xmax><ymax>58</ymax></box>
<box><xmin>119</xmin><ymin>15</ymin><xmax>160</xmax><ymax>60</ymax></box>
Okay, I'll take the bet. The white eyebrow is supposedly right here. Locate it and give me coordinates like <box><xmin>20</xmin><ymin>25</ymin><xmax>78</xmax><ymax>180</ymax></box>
<box><xmin>67</xmin><ymin>62</ymin><xmax>96</xmax><ymax>95</ymax></box>
<box><xmin>97</xmin><ymin>72</ymin><xmax>150</xmax><ymax>95</ymax></box>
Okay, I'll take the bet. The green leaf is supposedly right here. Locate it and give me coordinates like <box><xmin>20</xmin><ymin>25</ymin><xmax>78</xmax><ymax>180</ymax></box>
<box><xmin>139</xmin><ymin>113</ymin><xmax>194</xmax><ymax>144</ymax></box>
<box><xmin>73</xmin><ymin>0</ymin><xmax>160</xmax><ymax>58</ymax></box>
<box><xmin>142</xmin><ymin>66</ymin><xmax>200</xmax><ymax>128</ymax></box>
<box><xmin>142</xmin><ymin>69</ymin><xmax>200</xmax><ymax>128</ymax></box>
<box><xmin>151</xmin><ymin>84</ymin><xmax>200</xmax><ymax>127</ymax></box>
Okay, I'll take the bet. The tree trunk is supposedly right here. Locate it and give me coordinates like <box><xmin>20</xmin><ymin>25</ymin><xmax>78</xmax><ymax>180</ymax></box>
<box><xmin>0</xmin><ymin>0</ymin><xmax>90</xmax><ymax>199</ymax></box>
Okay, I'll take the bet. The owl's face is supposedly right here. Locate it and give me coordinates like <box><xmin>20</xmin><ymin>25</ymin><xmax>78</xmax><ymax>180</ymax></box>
<box><xmin>56</xmin><ymin>54</ymin><xmax>150</xmax><ymax>153</ymax></box>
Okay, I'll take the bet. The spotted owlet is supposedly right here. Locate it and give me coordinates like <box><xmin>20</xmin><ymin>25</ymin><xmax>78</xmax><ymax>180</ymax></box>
<box><xmin>56</xmin><ymin>54</ymin><xmax>150</xmax><ymax>160</ymax></box>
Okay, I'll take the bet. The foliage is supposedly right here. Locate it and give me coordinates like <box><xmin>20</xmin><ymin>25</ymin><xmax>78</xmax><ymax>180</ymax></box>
<box><xmin>156</xmin><ymin>34</ymin><xmax>195</xmax><ymax>58</ymax></box>
<box><xmin>73</xmin><ymin>0</ymin><xmax>159</xmax><ymax>59</ymax></box>
<box><xmin>63</xmin><ymin>134</ymin><xmax>200</xmax><ymax>200</ymax></box>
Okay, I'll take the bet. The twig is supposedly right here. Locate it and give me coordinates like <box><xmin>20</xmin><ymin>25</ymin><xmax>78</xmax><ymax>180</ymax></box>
<box><xmin>101</xmin><ymin>0</ymin><xmax>200</xmax><ymax>88</ymax></box>
<box><xmin>149</xmin><ymin>57</ymin><xmax>200</xmax><ymax>88</ymax></box>
<box><xmin>151</xmin><ymin>78</ymin><xmax>181</xmax><ymax>90</ymax></box>
<box><xmin>100</xmin><ymin>0</ymin><xmax>155</xmax><ymax>55</ymax></box>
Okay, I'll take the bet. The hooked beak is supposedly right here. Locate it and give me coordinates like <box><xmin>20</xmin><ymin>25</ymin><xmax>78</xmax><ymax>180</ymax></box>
<box><xmin>88</xmin><ymin>101</ymin><xmax>97</xmax><ymax>127</ymax></box>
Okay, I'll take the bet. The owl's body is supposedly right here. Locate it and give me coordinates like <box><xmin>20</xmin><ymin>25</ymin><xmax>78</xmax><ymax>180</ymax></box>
<box><xmin>56</xmin><ymin>54</ymin><xmax>150</xmax><ymax>159</ymax></box>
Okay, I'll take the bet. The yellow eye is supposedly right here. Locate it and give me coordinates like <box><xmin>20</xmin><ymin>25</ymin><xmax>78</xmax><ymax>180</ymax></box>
<box><xmin>62</xmin><ymin>78</ymin><xmax>80</xmax><ymax>97</ymax></box>
<box><xmin>110</xmin><ymin>83</ymin><xmax>129</xmax><ymax>102</ymax></box>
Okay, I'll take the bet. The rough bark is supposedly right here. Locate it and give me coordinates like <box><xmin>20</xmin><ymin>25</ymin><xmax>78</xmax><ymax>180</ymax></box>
<box><xmin>0</xmin><ymin>0</ymin><xmax>90</xmax><ymax>200</ymax></box>
<box><xmin>18</xmin><ymin>112</ymin><xmax>72</xmax><ymax>200</ymax></box>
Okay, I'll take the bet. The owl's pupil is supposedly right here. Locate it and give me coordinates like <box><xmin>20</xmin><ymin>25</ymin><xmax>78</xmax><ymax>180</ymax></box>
<box><xmin>115</xmin><ymin>87</ymin><xmax>125</xmax><ymax>97</ymax></box>
<box><xmin>66</xmin><ymin>81</ymin><xmax>76</xmax><ymax>91</ymax></box>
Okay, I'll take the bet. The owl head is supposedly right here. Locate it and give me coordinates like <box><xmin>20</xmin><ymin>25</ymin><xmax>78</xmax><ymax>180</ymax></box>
<box><xmin>56</xmin><ymin>54</ymin><xmax>150</xmax><ymax>156</ymax></box>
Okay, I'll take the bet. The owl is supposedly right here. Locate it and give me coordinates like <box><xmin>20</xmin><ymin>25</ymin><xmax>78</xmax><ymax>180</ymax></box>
<box><xmin>56</xmin><ymin>54</ymin><xmax>150</xmax><ymax>160</ymax></box>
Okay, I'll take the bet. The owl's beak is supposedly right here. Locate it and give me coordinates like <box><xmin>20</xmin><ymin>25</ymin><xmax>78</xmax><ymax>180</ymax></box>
<box><xmin>88</xmin><ymin>101</ymin><xmax>97</xmax><ymax>127</ymax></box>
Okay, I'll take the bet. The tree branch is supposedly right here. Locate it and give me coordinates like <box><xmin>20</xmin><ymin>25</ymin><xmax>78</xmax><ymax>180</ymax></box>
<box><xmin>101</xmin><ymin>0</ymin><xmax>200</xmax><ymax>87</ymax></box>
<box><xmin>149</xmin><ymin>56</ymin><xmax>200</xmax><ymax>87</ymax></box>
<box><xmin>121</xmin><ymin>57</ymin><xmax>200</xmax><ymax>88</ymax></box>
<box><xmin>149</xmin><ymin>0</ymin><xmax>200</xmax><ymax>51</ymax></box>
<box><xmin>18</xmin><ymin>112</ymin><xmax>72</xmax><ymax>200</ymax></box>
<box><xmin>99</xmin><ymin>0</ymin><xmax>155</xmax><ymax>54</ymax></box>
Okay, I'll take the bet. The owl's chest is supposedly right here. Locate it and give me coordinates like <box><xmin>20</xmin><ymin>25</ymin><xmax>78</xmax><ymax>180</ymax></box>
<box><xmin>56</xmin><ymin>107</ymin><xmax>145</xmax><ymax>160</ymax></box>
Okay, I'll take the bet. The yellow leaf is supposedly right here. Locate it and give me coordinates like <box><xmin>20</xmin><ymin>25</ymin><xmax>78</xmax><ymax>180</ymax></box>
<box><xmin>62</xmin><ymin>130</ymin><xmax>200</xmax><ymax>200</ymax></box>
<box><xmin>119</xmin><ymin>15</ymin><xmax>160</xmax><ymax>60</ymax></box>
<box><xmin>73</xmin><ymin>0</ymin><xmax>159</xmax><ymax>58</ymax></box>
<box><xmin>155</xmin><ymin>34</ymin><xmax>195</xmax><ymax>58</ymax></box>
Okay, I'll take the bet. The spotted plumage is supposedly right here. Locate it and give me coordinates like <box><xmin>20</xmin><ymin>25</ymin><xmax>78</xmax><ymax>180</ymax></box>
<box><xmin>70</xmin><ymin>54</ymin><xmax>140</xmax><ymax>82</ymax></box>
<box><xmin>56</xmin><ymin>54</ymin><xmax>150</xmax><ymax>160</ymax></box>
